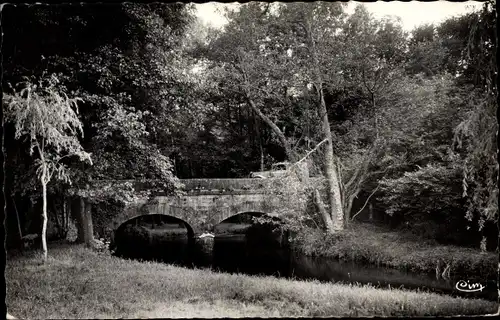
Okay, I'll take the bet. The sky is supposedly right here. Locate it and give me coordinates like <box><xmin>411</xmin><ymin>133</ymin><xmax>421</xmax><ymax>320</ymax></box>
<box><xmin>194</xmin><ymin>1</ymin><xmax>483</xmax><ymax>31</ymax></box>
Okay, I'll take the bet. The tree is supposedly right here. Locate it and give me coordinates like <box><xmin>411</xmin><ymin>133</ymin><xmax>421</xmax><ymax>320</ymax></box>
<box><xmin>291</xmin><ymin>2</ymin><xmax>346</xmax><ymax>232</ymax></box>
<box><xmin>200</xmin><ymin>2</ymin><xmax>349</xmax><ymax>232</ymax></box>
<box><xmin>452</xmin><ymin>1</ymin><xmax>497</xmax><ymax>251</ymax></box>
<box><xmin>406</xmin><ymin>24</ymin><xmax>449</xmax><ymax>76</ymax></box>
<box><xmin>199</xmin><ymin>3</ymin><xmax>299</xmax><ymax>161</ymax></box>
<box><xmin>3</xmin><ymin>73</ymin><xmax>91</xmax><ymax>262</ymax></box>
<box><xmin>2</xmin><ymin>3</ymin><xmax>193</xmax><ymax>242</ymax></box>
<box><xmin>333</xmin><ymin>5</ymin><xmax>407</xmax><ymax>223</ymax></box>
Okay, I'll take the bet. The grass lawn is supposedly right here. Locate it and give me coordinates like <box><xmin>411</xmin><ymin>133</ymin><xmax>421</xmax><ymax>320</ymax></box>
<box><xmin>6</xmin><ymin>244</ymin><xmax>498</xmax><ymax>319</ymax></box>
<box><xmin>294</xmin><ymin>223</ymin><xmax>498</xmax><ymax>278</ymax></box>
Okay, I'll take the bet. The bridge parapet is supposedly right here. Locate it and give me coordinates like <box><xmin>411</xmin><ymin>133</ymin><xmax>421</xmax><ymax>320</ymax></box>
<box><xmin>93</xmin><ymin>177</ymin><xmax>325</xmax><ymax>194</ymax></box>
<box><xmin>92</xmin><ymin>178</ymin><xmax>269</xmax><ymax>193</ymax></box>
<box><xmin>179</xmin><ymin>178</ymin><xmax>266</xmax><ymax>192</ymax></box>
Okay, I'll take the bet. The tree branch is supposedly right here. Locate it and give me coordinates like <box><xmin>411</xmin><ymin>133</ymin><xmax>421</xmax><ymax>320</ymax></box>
<box><xmin>55</xmin><ymin>154</ymin><xmax>74</xmax><ymax>165</ymax></box>
<box><xmin>291</xmin><ymin>138</ymin><xmax>328</xmax><ymax>167</ymax></box>
<box><xmin>344</xmin><ymin>142</ymin><xmax>378</xmax><ymax>190</ymax></box>
<box><xmin>41</xmin><ymin>136</ymin><xmax>45</xmax><ymax>155</ymax></box>
<box><xmin>238</xmin><ymin>63</ymin><xmax>292</xmax><ymax>160</ymax></box>
<box><xmin>47</xmin><ymin>164</ymin><xmax>55</xmax><ymax>181</ymax></box>
<box><xmin>350</xmin><ymin>185</ymin><xmax>380</xmax><ymax>221</ymax></box>
<box><xmin>344</xmin><ymin>158</ymin><xmax>368</xmax><ymax>192</ymax></box>
<box><xmin>292</xmin><ymin>129</ymin><xmax>307</xmax><ymax>150</ymax></box>
<box><xmin>361</xmin><ymin>67</ymin><xmax>374</xmax><ymax>96</ymax></box>
<box><xmin>246</xmin><ymin>95</ymin><xmax>292</xmax><ymax>159</ymax></box>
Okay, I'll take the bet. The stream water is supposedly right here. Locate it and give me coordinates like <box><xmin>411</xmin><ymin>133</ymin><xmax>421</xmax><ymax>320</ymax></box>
<box><xmin>113</xmin><ymin>219</ymin><xmax>497</xmax><ymax>302</ymax></box>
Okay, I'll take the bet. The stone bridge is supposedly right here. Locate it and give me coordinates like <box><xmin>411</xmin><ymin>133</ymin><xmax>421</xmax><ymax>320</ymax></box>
<box><xmin>108</xmin><ymin>178</ymin><xmax>290</xmax><ymax>237</ymax></box>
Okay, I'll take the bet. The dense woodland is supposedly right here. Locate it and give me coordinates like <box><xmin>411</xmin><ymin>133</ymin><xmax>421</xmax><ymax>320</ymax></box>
<box><xmin>2</xmin><ymin>2</ymin><xmax>497</xmax><ymax>256</ymax></box>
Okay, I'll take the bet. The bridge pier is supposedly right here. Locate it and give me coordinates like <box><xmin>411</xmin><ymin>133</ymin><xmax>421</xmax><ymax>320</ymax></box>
<box><xmin>196</xmin><ymin>233</ymin><xmax>215</xmax><ymax>259</ymax></box>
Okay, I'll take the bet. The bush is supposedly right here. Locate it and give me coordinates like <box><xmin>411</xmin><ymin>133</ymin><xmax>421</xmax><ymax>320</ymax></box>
<box><xmin>258</xmin><ymin>169</ymin><xmax>323</xmax><ymax>239</ymax></box>
<box><xmin>376</xmin><ymin>163</ymin><xmax>494</xmax><ymax>248</ymax></box>
<box><xmin>89</xmin><ymin>238</ymin><xmax>112</xmax><ymax>254</ymax></box>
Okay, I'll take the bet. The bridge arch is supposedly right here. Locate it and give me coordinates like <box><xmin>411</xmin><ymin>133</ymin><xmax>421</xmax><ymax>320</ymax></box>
<box><xmin>111</xmin><ymin>214</ymin><xmax>195</xmax><ymax>243</ymax></box>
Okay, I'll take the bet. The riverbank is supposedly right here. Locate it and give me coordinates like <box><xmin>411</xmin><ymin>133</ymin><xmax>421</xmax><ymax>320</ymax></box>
<box><xmin>293</xmin><ymin>223</ymin><xmax>497</xmax><ymax>279</ymax></box>
<box><xmin>6</xmin><ymin>244</ymin><xmax>497</xmax><ymax>318</ymax></box>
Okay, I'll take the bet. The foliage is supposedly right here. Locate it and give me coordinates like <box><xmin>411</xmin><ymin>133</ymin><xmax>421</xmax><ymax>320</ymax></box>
<box><xmin>451</xmin><ymin>1</ymin><xmax>497</xmax><ymax>251</ymax></box>
<box><xmin>2</xmin><ymin>4</ymin><xmax>193</xmax><ymax>241</ymax></box>
<box><xmin>378</xmin><ymin>163</ymin><xmax>465</xmax><ymax>241</ymax></box>
<box><xmin>376</xmin><ymin>1</ymin><xmax>498</xmax><ymax>249</ymax></box>
<box><xmin>3</xmin><ymin>73</ymin><xmax>92</xmax><ymax>260</ymax></box>
<box><xmin>3</xmin><ymin>74</ymin><xmax>92</xmax><ymax>182</ymax></box>
<box><xmin>3</xmin><ymin>2</ymin><xmax>191</xmax><ymax>184</ymax></box>
<box><xmin>256</xmin><ymin>169</ymin><xmax>321</xmax><ymax>236</ymax></box>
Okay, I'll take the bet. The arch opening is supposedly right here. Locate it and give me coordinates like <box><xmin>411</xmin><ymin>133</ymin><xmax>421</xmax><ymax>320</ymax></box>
<box><xmin>213</xmin><ymin>211</ymin><xmax>291</xmax><ymax>276</ymax></box>
<box><xmin>114</xmin><ymin>214</ymin><xmax>194</xmax><ymax>239</ymax></box>
<box><xmin>112</xmin><ymin>214</ymin><xmax>195</xmax><ymax>264</ymax></box>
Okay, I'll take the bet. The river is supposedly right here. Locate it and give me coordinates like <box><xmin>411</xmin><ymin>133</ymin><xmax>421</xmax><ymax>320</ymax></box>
<box><xmin>112</xmin><ymin>219</ymin><xmax>497</xmax><ymax>302</ymax></box>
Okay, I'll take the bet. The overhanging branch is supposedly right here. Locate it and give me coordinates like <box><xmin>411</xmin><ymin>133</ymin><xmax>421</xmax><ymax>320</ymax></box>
<box><xmin>291</xmin><ymin>138</ymin><xmax>328</xmax><ymax>168</ymax></box>
<box><xmin>350</xmin><ymin>184</ymin><xmax>380</xmax><ymax>221</ymax></box>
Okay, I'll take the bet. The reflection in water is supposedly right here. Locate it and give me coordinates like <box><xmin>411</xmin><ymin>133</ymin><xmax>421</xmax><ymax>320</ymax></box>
<box><xmin>213</xmin><ymin>234</ymin><xmax>291</xmax><ymax>277</ymax></box>
<box><xmin>114</xmin><ymin>219</ymin><xmax>497</xmax><ymax>302</ymax></box>
<box><xmin>113</xmin><ymin>215</ymin><xmax>193</xmax><ymax>265</ymax></box>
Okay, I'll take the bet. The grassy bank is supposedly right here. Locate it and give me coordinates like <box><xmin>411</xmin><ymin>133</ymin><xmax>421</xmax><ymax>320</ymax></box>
<box><xmin>294</xmin><ymin>223</ymin><xmax>498</xmax><ymax>279</ymax></box>
<box><xmin>6</xmin><ymin>245</ymin><xmax>498</xmax><ymax>318</ymax></box>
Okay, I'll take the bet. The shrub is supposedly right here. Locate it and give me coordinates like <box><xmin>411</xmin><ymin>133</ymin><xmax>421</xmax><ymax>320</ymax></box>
<box><xmin>256</xmin><ymin>169</ymin><xmax>323</xmax><ymax>241</ymax></box>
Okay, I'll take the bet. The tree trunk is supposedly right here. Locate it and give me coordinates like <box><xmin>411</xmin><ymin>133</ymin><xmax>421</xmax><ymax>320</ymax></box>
<box><xmin>82</xmin><ymin>200</ymin><xmax>94</xmax><ymax>246</ymax></box>
<box><xmin>372</xmin><ymin>93</ymin><xmax>379</xmax><ymax>140</ymax></box>
<box><xmin>11</xmin><ymin>197</ymin><xmax>23</xmax><ymax>248</ymax></box>
<box><xmin>238</xmin><ymin>105</ymin><xmax>242</xmax><ymax>135</ymax></box>
<box><xmin>51</xmin><ymin>199</ymin><xmax>62</xmax><ymax>237</ymax></box>
<box><xmin>62</xmin><ymin>197</ymin><xmax>69</xmax><ymax>237</ymax></box>
<box><xmin>71</xmin><ymin>197</ymin><xmax>85</xmax><ymax>243</ymax></box>
<box><xmin>345</xmin><ymin>190</ymin><xmax>359</xmax><ymax>222</ymax></box>
<box><xmin>41</xmin><ymin>168</ymin><xmax>48</xmax><ymax>263</ymax></box>
<box><xmin>319</xmin><ymin>97</ymin><xmax>344</xmax><ymax>231</ymax></box>
<box><xmin>189</xmin><ymin>159</ymin><xmax>194</xmax><ymax>178</ymax></box>
<box><xmin>306</xmin><ymin>20</ymin><xmax>344</xmax><ymax>232</ymax></box>
<box><xmin>260</xmin><ymin>138</ymin><xmax>265</xmax><ymax>171</ymax></box>
<box><xmin>313</xmin><ymin>189</ymin><xmax>334</xmax><ymax>233</ymax></box>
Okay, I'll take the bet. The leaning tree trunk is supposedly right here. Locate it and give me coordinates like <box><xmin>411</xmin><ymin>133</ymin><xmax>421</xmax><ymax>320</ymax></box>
<box><xmin>246</xmin><ymin>96</ymin><xmax>293</xmax><ymax>160</ymax></box>
<box><xmin>313</xmin><ymin>189</ymin><xmax>334</xmax><ymax>232</ymax></box>
<box><xmin>318</xmin><ymin>94</ymin><xmax>344</xmax><ymax>231</ymax></box>
<box><xmin>11</xmin><ymin>197</ymin><xmax>23</xmax><ymax>249</ymax></box>
<box><xmin>239</xmin><ymin>65</ymin><xmax>293</xmax><ymax>161</ymax></box>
